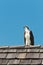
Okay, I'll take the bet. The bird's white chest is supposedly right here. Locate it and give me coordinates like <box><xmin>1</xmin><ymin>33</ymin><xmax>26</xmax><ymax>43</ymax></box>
<box><xmin>25</xmin><ymin>31</ymin><xmax>30</xmax><ymax>38</ymax></box>
<box><xmin>25</xmin><ymin>31</ymin><xmax>31</xmax><ymax>45</ymax></box>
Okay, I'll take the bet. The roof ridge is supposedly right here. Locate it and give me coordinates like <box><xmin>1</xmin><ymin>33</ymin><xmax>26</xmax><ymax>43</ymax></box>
<box><xmin>0</xmin><ymin>45</ymin><xmax>41</xmax><ymax>49</ymax></box>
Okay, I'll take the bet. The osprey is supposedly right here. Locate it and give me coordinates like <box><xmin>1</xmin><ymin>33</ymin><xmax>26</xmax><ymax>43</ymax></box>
<box><xmin>24</xmin><ymin>26</ymin><xmax>34</xmax><ymax>45</ymax></box>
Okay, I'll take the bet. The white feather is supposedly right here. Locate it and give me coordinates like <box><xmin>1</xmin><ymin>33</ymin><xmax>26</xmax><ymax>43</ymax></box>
<box><xmin>24</xmin><ymin>27</ymin><xmax>31</xmax><ymax>45</ymax></box>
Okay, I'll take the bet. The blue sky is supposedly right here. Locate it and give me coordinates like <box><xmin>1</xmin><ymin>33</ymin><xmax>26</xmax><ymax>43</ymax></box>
<box><xmin>0</xmin><ymin>0</ymin><xmax>43</xmax><ymax>46</ymax></box>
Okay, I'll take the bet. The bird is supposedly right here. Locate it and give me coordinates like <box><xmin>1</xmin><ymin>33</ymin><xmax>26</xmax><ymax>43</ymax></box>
<box><xmin>24</xmin><ymin>25</ymin><xmax>34</xmax><ymax>46</ymax></box>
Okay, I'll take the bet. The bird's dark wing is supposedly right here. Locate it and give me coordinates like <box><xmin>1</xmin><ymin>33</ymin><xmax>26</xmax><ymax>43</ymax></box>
<box><xmin>30</xmin><ymin>31</ymin><xmax>34</xmax><ymax>45</ymax></box>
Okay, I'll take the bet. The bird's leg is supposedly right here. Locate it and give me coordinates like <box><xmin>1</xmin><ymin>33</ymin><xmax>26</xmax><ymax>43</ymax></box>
<box><xmin>26</xmin><ymin>40</ymin><xmax>28</xmax><ymax>45</ymax></box>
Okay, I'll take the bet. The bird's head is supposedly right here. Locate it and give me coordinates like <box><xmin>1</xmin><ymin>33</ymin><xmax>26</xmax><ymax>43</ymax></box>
<box><xmin>24</xmin><ymin>25</ymin><xmax>29</xmax><ymax>32</ymax></box>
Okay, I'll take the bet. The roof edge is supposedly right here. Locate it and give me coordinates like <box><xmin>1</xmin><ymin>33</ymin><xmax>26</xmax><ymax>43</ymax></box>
<box><xmin>0</xmin><ymin>45</ymin><xmax>41</xmax><ymax>49</ymax></box>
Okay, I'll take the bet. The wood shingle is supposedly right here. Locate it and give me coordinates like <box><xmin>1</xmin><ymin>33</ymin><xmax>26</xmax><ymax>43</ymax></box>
<box><xmin>0</xmin><ymin>45</ymin><xmax>43</xmax><ymax>65</ymax></box>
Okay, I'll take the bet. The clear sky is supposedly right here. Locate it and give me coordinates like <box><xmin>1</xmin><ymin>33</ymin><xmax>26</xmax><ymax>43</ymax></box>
<box><xmin>0</xmin><ymin>0</ymin><xmax>43</xmax><ymax>46</ymax></box>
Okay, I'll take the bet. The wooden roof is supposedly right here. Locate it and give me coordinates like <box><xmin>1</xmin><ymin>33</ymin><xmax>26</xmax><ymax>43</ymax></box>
<box><xmin>0</xmin><ymin>45</ymin><xmax>43</xmax><ymax>65</ymax></box>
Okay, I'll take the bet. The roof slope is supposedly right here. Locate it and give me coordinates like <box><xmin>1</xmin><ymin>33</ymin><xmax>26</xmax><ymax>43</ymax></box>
<box><xmin>0</xmin><ymin>45</ymin><xmax>43</xmax><ymax>65</ymax></box>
